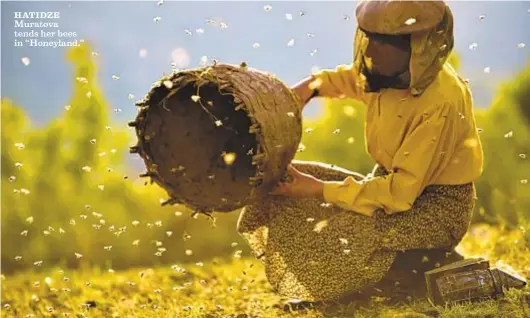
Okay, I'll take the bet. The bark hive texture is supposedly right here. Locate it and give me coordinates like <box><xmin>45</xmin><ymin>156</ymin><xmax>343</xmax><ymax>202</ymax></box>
<box><xmin>130</xmin><ymin>63</ymin><xmax>302</xmax><ymax>213</ymax></box>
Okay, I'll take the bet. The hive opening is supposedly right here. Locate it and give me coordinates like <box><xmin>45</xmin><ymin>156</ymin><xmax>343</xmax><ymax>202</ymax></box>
<box><xmin>142</xmin><ymin>79</ymin><xmax>260</xmax><ymax>212</ymax></box>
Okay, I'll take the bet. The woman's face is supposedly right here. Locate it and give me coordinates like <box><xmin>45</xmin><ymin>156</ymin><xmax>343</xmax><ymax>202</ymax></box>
<box><xmin>362</xmin><ymin>31</ymin><xmax>411</xmax><ymax>77</ymax></box>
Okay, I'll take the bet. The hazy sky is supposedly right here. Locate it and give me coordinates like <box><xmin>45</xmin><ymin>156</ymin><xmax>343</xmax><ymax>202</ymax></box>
<box><xmin>2</xmin><ymin>1</ymin><xmax>530</xmax><ymax>127</ymax></box>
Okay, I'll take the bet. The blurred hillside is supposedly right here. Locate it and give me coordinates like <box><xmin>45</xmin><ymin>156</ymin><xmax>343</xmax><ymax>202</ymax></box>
<box><xmin>1</xmin><ymin>44</ymin><xmax>529</xmax><ymax>274</ymax></box>
<box><xmin>1</xmin><ymin>44</ymin><xmax>247</xmax><ymax>275</ymax></box>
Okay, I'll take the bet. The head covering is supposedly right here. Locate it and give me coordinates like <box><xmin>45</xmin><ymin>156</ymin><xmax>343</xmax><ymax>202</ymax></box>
<box><xmin>353</xmin><ymin>0</ymin><xmax>454</xmax><ymax>95</ymax></box>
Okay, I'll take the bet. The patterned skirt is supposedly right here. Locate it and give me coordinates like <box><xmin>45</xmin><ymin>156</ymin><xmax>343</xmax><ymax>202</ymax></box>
<box><xmin>236</xmin><ymin>161</ymin><xmax>475</xmax><ymax>301</ymax></box>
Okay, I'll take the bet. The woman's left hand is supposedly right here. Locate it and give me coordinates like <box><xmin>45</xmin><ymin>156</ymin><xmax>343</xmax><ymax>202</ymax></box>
<box><xmin>270</xmin><ymin>165</ymin><xmax>325</xmax><ymax>199</ymax></box>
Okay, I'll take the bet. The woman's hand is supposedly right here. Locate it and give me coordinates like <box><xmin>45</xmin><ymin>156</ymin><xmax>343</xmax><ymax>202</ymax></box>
<box><xmin>292</xmin><ymin>76</ymin><xmax>318</xmax><ymax>110</ymax></box>
<box><xmin>270</xmin><ymin>165</ymin><xmax>325</xmax><ymax>199</ymax></box>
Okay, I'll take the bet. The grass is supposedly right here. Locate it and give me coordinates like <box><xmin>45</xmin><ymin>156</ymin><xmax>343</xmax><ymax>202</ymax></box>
<box><xmin>2</xmin><ymin>224</ymin><xmax>530</xmax><ymax>318</ymax></box>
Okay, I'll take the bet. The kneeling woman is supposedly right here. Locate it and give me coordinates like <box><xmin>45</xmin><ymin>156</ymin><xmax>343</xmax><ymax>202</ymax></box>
<box><xmin>237</xmin><ymin>0</ymin><xmax>483</xmax><ymax>304</ymax></box>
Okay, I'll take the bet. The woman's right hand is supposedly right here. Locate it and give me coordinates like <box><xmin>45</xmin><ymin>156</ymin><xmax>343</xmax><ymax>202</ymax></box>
<box><xmin>291</xmin><ymin>76</ymin><xmax>318</xmax><ymax>110</ymax></box>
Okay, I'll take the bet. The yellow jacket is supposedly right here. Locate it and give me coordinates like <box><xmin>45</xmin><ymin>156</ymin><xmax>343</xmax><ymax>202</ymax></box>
<box><xmin>312</xmin><ymin>1</ymin><xmax>484</xmax><ymax>216</ymax></box>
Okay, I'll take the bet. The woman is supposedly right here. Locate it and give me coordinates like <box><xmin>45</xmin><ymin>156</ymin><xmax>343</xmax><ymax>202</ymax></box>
<box><xmin>238</xmin><ymin>0</ymin><xmax>483</xmax><ymax>307</ymax></box>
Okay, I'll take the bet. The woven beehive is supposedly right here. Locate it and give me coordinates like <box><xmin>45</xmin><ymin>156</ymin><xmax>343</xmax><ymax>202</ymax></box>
<box><xmin>129</xmin><ymin>62</ymin><xmax>302</xmax><ymax>213</ymax></box>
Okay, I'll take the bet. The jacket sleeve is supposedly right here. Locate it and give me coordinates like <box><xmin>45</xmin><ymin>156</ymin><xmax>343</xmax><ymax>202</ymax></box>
<box><xmin>322</xmin><ymin>103</ymin><xmax>459</xmax><ymax>216</ymax></box>
<box><xmin>311</xmin><ymin>64</ymin><xmax>363</xmax><ymax>100</ymax></box>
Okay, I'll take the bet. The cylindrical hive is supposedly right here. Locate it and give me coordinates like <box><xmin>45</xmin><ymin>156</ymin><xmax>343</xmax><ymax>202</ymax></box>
<box><xmin>130</xmin><ymin>62</ymin><xmax>302</xmax><ymax>213</ymax></box>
